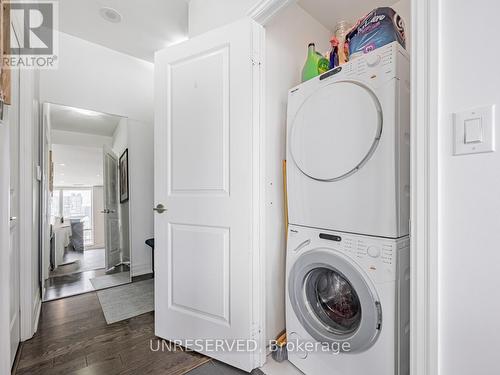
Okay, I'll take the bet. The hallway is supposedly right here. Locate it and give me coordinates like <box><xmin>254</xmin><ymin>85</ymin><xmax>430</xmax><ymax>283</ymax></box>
<box><xmin>13</xmin><ymin>293</ymin><xmax>208</xmax><ymax>374</ymax></box>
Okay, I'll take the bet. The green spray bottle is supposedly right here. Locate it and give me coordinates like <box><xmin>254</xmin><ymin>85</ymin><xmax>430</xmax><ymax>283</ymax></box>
<box><xmin>301</xmin><ymin>43</ymin><xmax>329</xmax><ymax>82</ymax></box>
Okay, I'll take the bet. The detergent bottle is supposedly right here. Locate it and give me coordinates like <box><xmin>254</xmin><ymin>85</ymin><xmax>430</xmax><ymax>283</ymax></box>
<box><xmin>329</xmin><ymin>37</ymin><xmax>340</xmax><ymax>69</ymax></box>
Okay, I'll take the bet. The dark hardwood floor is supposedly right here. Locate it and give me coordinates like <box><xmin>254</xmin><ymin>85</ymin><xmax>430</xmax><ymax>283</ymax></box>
<box><xmin>14</xmin><ymin>292</ymin><xmax>209</xmax><ymax>375</ymax></box>
<box><xmin>49</xmin><ymin>248</ymin><xmax>105</xmax><ymax>278</ymax></box>
<box><xmin>44</xmin><ymin>250</ymin><xmax>130</xmax><ymax>301</ymax></box>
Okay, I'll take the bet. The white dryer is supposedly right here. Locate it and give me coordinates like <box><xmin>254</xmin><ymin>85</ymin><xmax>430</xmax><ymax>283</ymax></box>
<box><xmin>286</xmin><ymin>42</ymin><xmax>410</xmax><ymax>238</ymax></box>
<box><xmin>285</xmin><ymin>225</ymin><xmax>410</xmax><ymax>375</ymax></box>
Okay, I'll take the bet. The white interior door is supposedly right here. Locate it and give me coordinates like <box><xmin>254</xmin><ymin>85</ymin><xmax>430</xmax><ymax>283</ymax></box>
<box><xmin>8</xmin><ymin>32</ymin><xmax>21</xmax><ymax>367</ymax></box>
<box><xmin>103</xmin><ymin>146</ymin><xmax>121</xmax><ymax>270</ymax></box>
<box><xmin>155</xmin><ymin>18</ymin><xmax>264</xmax><ymax>372</ymax></box>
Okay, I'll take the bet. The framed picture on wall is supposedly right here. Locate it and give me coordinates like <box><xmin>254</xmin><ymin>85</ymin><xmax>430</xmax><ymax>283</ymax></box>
<box><xmin>119</xmin><ymin>149</ymin><xmax>129</xmax><ymax>203</ymax></box>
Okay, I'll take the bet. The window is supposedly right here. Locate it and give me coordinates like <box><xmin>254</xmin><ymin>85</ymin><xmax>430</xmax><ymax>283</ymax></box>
<box><xmin>50</xmin><ymin>189</ymin><xmax>60</xmax><ymax>218</ymax></box>
<box><xmin>52</xmin><ymin>188</ymin><xmax>94</xmax><ymax>246</ymax></box>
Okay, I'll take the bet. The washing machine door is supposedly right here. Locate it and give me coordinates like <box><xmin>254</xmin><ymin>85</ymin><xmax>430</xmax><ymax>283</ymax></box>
<box><xmin>288</xmin><ymin>249</ymin><xmax>382</xmax><ymax>353</ymax></box>
<box><xmin>290</xmin><ymin>81</ymin><xmax>382</xmax><ymax>181</ymax></box>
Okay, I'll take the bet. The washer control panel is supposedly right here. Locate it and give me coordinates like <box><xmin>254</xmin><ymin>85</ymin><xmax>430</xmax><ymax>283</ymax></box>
<box><xmin>287</xmin><ymin>225</ymin><xmax>409</xmax><ymax>283</ymax></box>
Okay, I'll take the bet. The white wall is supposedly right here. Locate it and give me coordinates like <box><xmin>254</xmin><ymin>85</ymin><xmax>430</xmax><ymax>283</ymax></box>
<box><xmin>51</xmin><ymin>130</ymin><xmax>112</xmax><ymax>149</ymax></box>
<box><xmin>188</xmin><ymin>0</ymin><xmax>257</xmax><ymax>37</ymax></box>
<box><xmin>111</xmin><ymin>118</ymin><xmax>154</xmax><ymax>275</ymax></box>
<box><xmin>51</xmin><ymin>144</ymin><xmax>104</xmax><ymax>187</ymax></box>
<box><xmin>111</xmin><ymin>119</ymin><xmax>128</xmax><ymax>156</ymax></box>
<box><xmin>127</xmin><ymin>119</ymin><xmax>154</xmax><ymax>276</ymax></box>
<box><xmin>112</xmin><ymin>120</ymin><xmax>130</xmax><ymax>263</ymax></box>
<box><xmin>264</xmin><ymin>2</ymin><xmax>332</xmax><ymax>343</ymax></box>
<box><xmin>40</xmin><ymin>32</ymin><xmax>154</xmax><ymax>123</ymax></box>
<box><xmin>439</xmin><ymin>1</ymin><xmax>500</xmax><ymax>374</ymax></box>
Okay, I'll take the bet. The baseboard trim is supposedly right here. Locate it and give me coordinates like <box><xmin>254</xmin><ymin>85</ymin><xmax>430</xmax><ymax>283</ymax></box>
<box><xmin>132</xmin><ymin>263</ymin><xmax>152</xmax><ymax>277</ymax></box>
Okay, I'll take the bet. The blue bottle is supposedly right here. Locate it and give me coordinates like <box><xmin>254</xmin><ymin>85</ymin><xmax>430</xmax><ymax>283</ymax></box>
<box><xmin>329</xmin><ymin>37</ymin><xmax>339</xmax><ymax>70</ymax></box>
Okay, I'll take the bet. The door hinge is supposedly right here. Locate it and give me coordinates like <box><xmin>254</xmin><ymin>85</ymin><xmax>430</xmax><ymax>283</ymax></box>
<box><xmin>251</xmin><ymin>53</ymin><xmax>262</xmax><ymax>66</ymax></box>
<box><xmin>251</xmin><ymin>323</ymin><xmax>262</xmax><ymax>339</ymax></box>
<box><xmin>251</xmin><ymin>58</ymin><xmax>261</xmax><ymax>66</ymax></box>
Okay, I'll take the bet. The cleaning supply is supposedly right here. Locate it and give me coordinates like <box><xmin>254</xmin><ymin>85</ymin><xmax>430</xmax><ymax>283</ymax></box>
<box><xmin>328</xmin><ymin>37</ymin><xmax>339</xmax><ymax>69</ymax></box>
<box><xmin>301</xmin><ymin>43</ymin><xmax>329</xmax><ymax>82</ymax></box>
<box><xmin>346</xmin><ymin>7</ymin><xmax>406</xmax><ymax>60</ymax></box>
<box><xmin>334</xmin><ymin>20</ymin><xmax>351</xmax><ymax>64</ymax></box>
<box><xmin>316</xmin><ymin>50</ymin><xmax>329</xmax><ymax>75</ymax></box>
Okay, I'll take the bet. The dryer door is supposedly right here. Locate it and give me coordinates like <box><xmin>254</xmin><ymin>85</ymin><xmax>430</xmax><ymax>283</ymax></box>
<box><xmin>290</xmin><ymin>81</ymin><xmax>382</xmax><ymax>181</ymax></box>
<box><xmin>288</xmin><ymin>249</ymin><xmax>382</xmax><ymax>353</ymax></box>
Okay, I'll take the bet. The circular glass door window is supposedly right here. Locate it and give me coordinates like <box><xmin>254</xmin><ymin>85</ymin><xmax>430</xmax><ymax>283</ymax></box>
<box><xmin>290</xmin><ymin>81</ymin><xmax>382</xmax><ymax>181</ymax></box>
<box><xmin>304</xmin><ymin>268</ymin><xmax>362</xmax><ymax>335</ymax></box>
<box><xmin>288</xmin><ymin>249</ymin><xmax>381</xmax><ymax>352</ymax></box>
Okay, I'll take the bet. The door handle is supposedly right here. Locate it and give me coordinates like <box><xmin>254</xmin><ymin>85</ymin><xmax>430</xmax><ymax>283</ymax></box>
<box><xmin>9</xmin><ymin>216</ymin><xmax>17</xmax><ymax>222</ymax></box>
<box><xmin>101</xmin><ymin>209</ymin><xmax>109</xmax><ymax>214</ymax></box>
<box><xmin>153</xmin><ymin>204</ymin><xmax>167</xmax><ymax>214</ymax></box>
<box><xmin>108</xmin><ymin>209</ymin><xmax>116</xmax><ymax>213</ymax></box>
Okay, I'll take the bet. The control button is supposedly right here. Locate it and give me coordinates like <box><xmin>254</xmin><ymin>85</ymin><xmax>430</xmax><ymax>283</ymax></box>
<box><xmin>366</xmin><ymin>54</ymin><xmax>381</xmax><ymax>67</ymax></box>
<box><xmin>367</xmin><ymin>246</ymin><xmax>381</xmax><ymax>258</ymax></box>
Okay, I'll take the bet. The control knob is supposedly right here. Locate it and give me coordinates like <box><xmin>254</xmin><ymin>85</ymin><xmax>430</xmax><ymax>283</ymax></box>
<box><xmin>367</xmin><ymin>246</ymin><xmax>381</xmax><ymax>258</ymax></box>
<box><xmin>366</xmin><ymin>54</ymin><xmax>382</xmax><ymax>67</ymax></box>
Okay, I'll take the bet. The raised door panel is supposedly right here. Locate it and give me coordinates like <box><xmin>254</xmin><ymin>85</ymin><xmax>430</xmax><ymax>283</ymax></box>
<box><xmin>169</xmin><ymin>223</ymin><xmax>229</xmax><ymax>324</ymax></box>
<box><xmin>169</xmin><ymin>47</ymin><xmax>229</xmax><ymax>196</ymax></box>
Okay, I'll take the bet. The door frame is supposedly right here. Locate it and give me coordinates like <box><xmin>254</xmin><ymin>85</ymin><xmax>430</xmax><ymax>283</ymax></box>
<box><xmin>11</xmin><ymin>9</ymin><xmax>41</xmax><ymax>344</ymax></box>
<box><xmin>0</xmin><ymin>103</ymin><xmax>12</xmax><ymax>375</ymax></box>
<box><xmin>251</xmin><ymin>0</ymin><xmax>440</xmax><ymax>374</ymax></box>
<box><xmin>409</xmin><ymin>0</ymin><xmax>440</xmax><ymax>374</ymax></box>
<box><xmin>0</xmin><ymin>12</ymin><xmax>40</xmax><ymax>372</ymax></box>
<box><xmin>18</xmin><ymin>67</ymin><xmax>42</xmax><ymax>341</ymax></box>
<box><xmin>102</xmin><ymin>145</ymin><xmax>122</xmax><ymax>271</ymax></box>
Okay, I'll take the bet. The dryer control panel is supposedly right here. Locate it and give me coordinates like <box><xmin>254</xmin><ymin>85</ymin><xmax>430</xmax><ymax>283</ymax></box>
<box><xmin>290</xmin><ymin>41</ymin><xmax>409</xmax><ymax>95</ymax></box>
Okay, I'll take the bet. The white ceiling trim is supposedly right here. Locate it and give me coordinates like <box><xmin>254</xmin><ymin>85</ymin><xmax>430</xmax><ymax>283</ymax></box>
<box><xmin>247</xmin><ymin>0</ymin><xmax>297</xmax><ymax>25</ymax></box>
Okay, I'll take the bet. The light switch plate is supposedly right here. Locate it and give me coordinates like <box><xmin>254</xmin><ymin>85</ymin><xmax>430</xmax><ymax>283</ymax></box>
<box><xmin>454</xmin><ymin>105</ymin><xmax>495</xmax><ymax>155</ymax></box>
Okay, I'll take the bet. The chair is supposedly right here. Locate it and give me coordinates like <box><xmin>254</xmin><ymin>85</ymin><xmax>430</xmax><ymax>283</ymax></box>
<box><xmin>70</xmin><ymin>219</ymin><xmax>84</xmax><ymax>252</ymax></box>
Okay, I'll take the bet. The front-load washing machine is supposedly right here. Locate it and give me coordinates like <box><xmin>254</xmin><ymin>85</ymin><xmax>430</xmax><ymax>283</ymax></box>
<box><xmin>285</xmin><ymin>225</ymin><xmax>410</xmax><ymax>375</ymax></box>
<box><xmin>286</xmin><ymin>42</ymin><xmax>410</xmax><ymax>238</ymax></box>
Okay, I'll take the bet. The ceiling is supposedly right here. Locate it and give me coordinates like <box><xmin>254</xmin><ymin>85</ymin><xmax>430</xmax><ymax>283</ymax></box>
<box><xmin>58</xmin><ymin>0</ymin><xmax>189</xmax><ymax>62</ymax></box>
<box><xmin>49</xmin><ymin>103</ymin><xmax>122</xmax><ymax>137</ymax></box>
<box><xmin>52</xmin><ymin>144</ymin><xmax>103</xmax><ymax>187</ymax></box>
<box><xmin>298</xmin><ymin>0</ymin><xmax>397</xmax><ymax>31</ymax></box>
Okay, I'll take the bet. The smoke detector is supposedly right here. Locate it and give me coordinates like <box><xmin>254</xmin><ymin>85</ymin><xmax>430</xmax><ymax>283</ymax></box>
<box><xmin>99</xmin><ymin>7</ymin><xmax>122</xmax><ymax>23</ymax></box>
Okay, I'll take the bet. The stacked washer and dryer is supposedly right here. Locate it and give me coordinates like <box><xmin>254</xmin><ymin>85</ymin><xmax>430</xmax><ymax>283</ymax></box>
<box><xmin>285</xmin><ymin>42</ymin><xmax>411</xmax><ymax>375</ymax></box>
